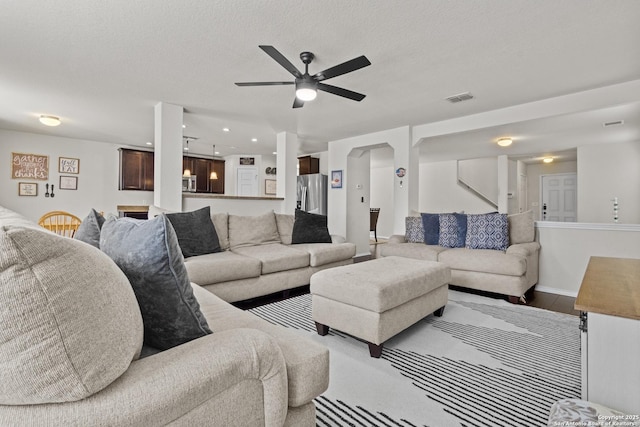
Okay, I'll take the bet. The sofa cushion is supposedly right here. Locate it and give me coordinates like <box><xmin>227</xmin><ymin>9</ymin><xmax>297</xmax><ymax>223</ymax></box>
<box><xmin>184</xmin><ymin>251</ymin><xmax>262</xmax><ymax>285</ymax></box>
<box><xmin>275</xmin><ymin>213</ymin><xmax>295</xmax><ymax>245</ymax></box>
<box><xmin>438</xmin><ymin>213</ymin><xmax>467</xmax><ymax>248</ymax></box>
<box><xmin>229</xmin><ymin>211</ymin><xmax>280</xmax><ymax>249</ymax></box>
<box><xmin>465</xmin><ymin>212</ymin><xmax>509</xmax><ymax>251</ymax></box>
<box><xmin>233</xmin><ymin>243</ymin><xmax>310</xmax><ymax>274</ymax></box>
<box><xmin>438</xmin><ymin>247</ymin><xmax>527</xmax><ymax>276</ymax></box>
<box><xmin>420</xmin><ymin>213</ymin><xmax>440</xmax><ymax>245</ymax></box>
<box><xmin>405</xmin><ymin>216</ymin><xmax>423</xmax><ymax>243</ymax></box>
<box><xmin>291</xmin><ymin>242</ymin><xmax>356</xmax><ymax>267</ymax></box>
<box><xmin>0</xmin><ymin>219</ymin><xmax>143</xmax><ymax>404</ymax></box>
<box><xmin>211</xmin><ymin>212</ymin><xmax>230</xmax><ymax>250</ymax></box>
<box><xmin>74</xmin><ymin>208</ymin><xmax>105</xmax><ymax>248</ymax></box>
<box><xmin>100</xmin><ymin>215</ymin><xmax>212</xmax><ymax>350</ymax></box>
<box><xmin>192</xmin><ymin>285</ymin><xmax>329</xmax><ymax>408</ymax></box>
<box><xmin>166</xmin><ymin>206</ymin><xmax>221</xmax><ymax>258</ymax></box>
<box><xmin>380</xmin><ymin>242</ymin><xmax>446</xmax><ymax>261</ymax></box>
<box><xmin>291</xmin><ymin>210</ymin><xmax>331</xmax><ymax>244</ymax></box>
<box><xmin>508</xmin><ymin>210</ymin><xmax>535</xmax><ymax>244</ymax></box>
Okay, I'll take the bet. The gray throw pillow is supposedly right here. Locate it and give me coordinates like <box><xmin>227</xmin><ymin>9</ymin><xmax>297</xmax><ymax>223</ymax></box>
<box><xmin>100</xmin><ymin>215</ymin><xmax>212</xmax><ymax>350</ymax></box>
<box><xmin>74</xmin><ymin>208</ymin><xmax>105</xmax><ymax>248</ymax></box>
<box><xmin>291</xmin><ymin>210</ymin><xmax>332</xmax><ymax>244</ymax></box>
<box><xmin>165</xmin><ymin>206</ymin><xmax>221</xmax><ymax>258</ymax></box>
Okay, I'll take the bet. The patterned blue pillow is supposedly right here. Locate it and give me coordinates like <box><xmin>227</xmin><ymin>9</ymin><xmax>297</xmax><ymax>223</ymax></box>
<box><xmin>465</xmin><ymin>213</ymin><xmax>509</xmax><ymax>251</ymax></box>
<box><xmin>405</xmin><ymin>216</ymin><xmax>423</xmax><ymax>243</ymax></box>
<box><xmin>438</xmin><ymin>213</ymin><xmax>467</xmax><ymax>248</ymax></box>
<box><xmin>420</xmin><ymin>213</ymin><xmax>440</xmax><ymax>245</ymax></box>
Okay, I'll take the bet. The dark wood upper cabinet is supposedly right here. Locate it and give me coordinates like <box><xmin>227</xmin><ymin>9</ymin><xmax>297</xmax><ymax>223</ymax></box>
<box><xmin>298</xmin><ymin>156</ymin><xmax>319</xmax><ymax>175</ymax></box>
<box><xmin>119</xmin><ymin>148</ymin><xmax>154</xmax><ymax>191</ymax></box>
<box><xmin>210</xmin><ymin>159</ymin><xmax>225</xmax><ymax>194</ymax></box>
<box><xmin>183</xmin><ymin>156</ymin><xmax>225</xmax><ymax>193</ymax></box>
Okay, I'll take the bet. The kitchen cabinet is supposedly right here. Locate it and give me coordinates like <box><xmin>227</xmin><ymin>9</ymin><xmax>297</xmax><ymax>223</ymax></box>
<box><xmin>119</xmin><ymin>149</ymin><xmax>154</xmax><ymax>191</ymax></box>
<box><xmin>298</xmin><ymin>156</ymin><xmax>319</xmax><ymax>175</ymax></box>
<box><xmin>575</xmin><ymin>256</ymin><xmax>640</xmax><ymax>414</ymax></box>
<box><xmin>183</xmin><ymin>156</ymin><xmax>225</xmax><ymax>194</ymax></box>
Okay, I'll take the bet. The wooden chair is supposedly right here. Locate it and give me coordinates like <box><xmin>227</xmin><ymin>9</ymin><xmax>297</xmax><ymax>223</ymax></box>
<box><xmin>370</xmin><ymin>208</ymin><xmax>380</xmax><ymax>242</ymax></box>
<box><xmin>38</xmin><ymin>211</ymin><xmax>82</xmax><ymax>238</ymax></box>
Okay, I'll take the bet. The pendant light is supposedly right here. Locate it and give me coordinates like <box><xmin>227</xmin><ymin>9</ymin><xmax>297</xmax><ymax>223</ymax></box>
<box><xmin>183</xmin><ymin>139</ymin><xmax>191</xmax><ymax>177</ymax></box>
<box><xmin>210</xmin><ymin>144</ymin><xmax>218</xmax><ymax>180</ymax></box>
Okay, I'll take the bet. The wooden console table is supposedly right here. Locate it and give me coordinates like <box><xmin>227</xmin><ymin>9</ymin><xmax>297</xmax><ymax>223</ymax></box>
<box><xmin>575</xmin><ymin>256</ymin><xmax>640</xmax><ymax>414</ymax></box>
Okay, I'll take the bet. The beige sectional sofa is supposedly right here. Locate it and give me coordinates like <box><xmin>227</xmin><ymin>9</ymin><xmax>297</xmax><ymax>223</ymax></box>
<box><xmin>180</xmin><ymin>211</ymin><xmax>356</xmax><ymax>302</ymax></box>
<box><xmin>0</xmin><ymin>205</ymin><xmax>329</xmax><ymax>426</ymax></box>
<box><xmin>380</xmin><ymin>212</ymin><xmax>540</xmax><ymax>303</ymax></box>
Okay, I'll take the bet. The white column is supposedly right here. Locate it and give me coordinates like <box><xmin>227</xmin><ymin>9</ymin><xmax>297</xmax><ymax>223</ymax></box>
<box><xmin>497</xmin><ymin>154</ymin><xmax>509</xmax><ymax>213</ymax></box>
<box><xmin>276</xmin><ymin>131</ymin><xmax>299</xmax><ymax>214</ymax></box>
<box><xmin>154</xmin><ymin>102</ymin><xmax>183</xmax><ymax>211</ymax></box>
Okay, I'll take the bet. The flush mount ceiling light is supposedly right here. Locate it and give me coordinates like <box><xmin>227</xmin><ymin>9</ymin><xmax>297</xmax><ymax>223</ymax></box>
<box><xmin>39</xmin><ymin>115</ymin><xmax>61</xmax><ymax>126</ymax></box>
<box><xmin>497</xmin><ymin>137</ymin><xmax>513</xmax><ymax>147</ymax></box>
<box><xmin>543</xmin><ymin>157</ymin><xmax>554</xmax><ymax>163</ymax></box>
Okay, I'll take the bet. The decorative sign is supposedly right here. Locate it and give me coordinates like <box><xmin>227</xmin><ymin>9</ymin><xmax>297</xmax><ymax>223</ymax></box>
<box><xmin>59</xmin><ymin>157</ymin><xmax>80</xmax><ymax>174</ymax></box>
<box><xmin>11</xmin><ymin>152</ymin><xmax>49</xmax><ymax>180</ymax></box>
<box><xmin>395</xmin><ymin>167</ymin><xmax>406</xmax><ymax>178</ymax></box>
<box><xmin>18</xmin><ymin>182</ymin><xmax>38</xmax><ymax>196</ymax></box>
<box><xmin>239</xmin><ymin>157</ymin><xmax>255</xmax><ymax>165</ymax></box>
<box><xmin>331</xmin><ymin>170</ymin><xmax>343</xmax><ymax>189</ymax></box>
<box><xmin>59</xmin><ymin>176</ymin><xmax>78</xmax><ymax>190</ymax></box>
<box><xmin>265</xmin><ymin>179</ymin><xmax>277</xmax><ymax>195</ymax></box>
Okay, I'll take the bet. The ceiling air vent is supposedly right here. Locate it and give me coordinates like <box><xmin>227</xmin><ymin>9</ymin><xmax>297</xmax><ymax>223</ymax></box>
<box><xmin>603</xmin><ymin>120</ymin><xmax>624</xmax><ymax>127</ymax></box>
<box><xmin>445</xmin><ymin>92</ymin><xmax>474</xmax><ymax>103</ymax></box>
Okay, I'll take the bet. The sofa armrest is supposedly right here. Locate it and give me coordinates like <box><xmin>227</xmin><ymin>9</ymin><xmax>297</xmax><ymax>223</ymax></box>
<box><xmin>387</xmin><ymin>234</ymin><xmax>407</xmax><ymax>244</ymax></box>
<box><xmin>0</xmin><ymin>329</ymin><xmax>288</xmax><ymax>427</ymax></box>
<box><xmin>331</xmin><ymin>234</ymin><xmax>346</xmax><ymax>244</ymax></box>
<box><xmin>507</xmin><ymin>241</ymin><xmax>541</xmax><ymax>257</ymax></box>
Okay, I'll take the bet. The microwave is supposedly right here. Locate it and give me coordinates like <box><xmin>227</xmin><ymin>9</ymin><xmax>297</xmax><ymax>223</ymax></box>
<box><xmin>182</xmin><ymin>176</ymin><xmax>197</xmax><ymax>192</ymax></box>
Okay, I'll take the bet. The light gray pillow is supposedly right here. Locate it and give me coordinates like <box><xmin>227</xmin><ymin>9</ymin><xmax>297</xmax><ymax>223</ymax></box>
<box><xmin>100</xmin><ymin>215</ymin><xmax>212</xmax><ymax>350</ymax></box>
<box><xmin>508</xmin><ymin>210</ymin><xmax>535</xmax><ymax>244</ymax></box>
<box><xmin>228</xmin><ymin>211</ymin><xmax>280</xmax><ymax>249</ymax></box>
<box><xmin>74</xmin><ymin>208</ymin><xmax>105</xmax><ymax>248</ymax></box>
<box><xmin>0</xmin><ymin>224</ymin><xmax>143</xmax><ymax>404</ymax></box>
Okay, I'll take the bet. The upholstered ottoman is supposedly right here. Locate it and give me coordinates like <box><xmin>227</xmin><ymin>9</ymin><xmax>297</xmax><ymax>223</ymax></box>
<box><xmin>310</xmin><ymin>256</ymin><xmax>450</xmax><ymax>358</ymax></box>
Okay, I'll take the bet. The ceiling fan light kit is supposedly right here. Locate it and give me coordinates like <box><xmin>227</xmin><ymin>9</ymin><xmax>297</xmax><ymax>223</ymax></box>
<box><xmin>235</xmin><ymin>45</ymin><xmax>371</xmax><ymax>108</ymax></box>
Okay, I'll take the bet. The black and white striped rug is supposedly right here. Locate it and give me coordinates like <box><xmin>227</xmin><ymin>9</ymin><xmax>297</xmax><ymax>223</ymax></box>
<box><xmin>248</xmin><ymin>290</ymin><xmax>581</xmax><ymax>427</ymax></box>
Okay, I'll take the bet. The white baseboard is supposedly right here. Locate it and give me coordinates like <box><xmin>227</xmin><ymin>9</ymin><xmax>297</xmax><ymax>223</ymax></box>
<box><xmin>535</xmin><ymin>285</ymin><xmax>578</xmax><ymax>298</ymax></box>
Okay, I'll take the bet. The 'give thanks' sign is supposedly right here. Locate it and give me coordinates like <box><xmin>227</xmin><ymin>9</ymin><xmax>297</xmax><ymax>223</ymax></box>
<box><xmin>11</xmin><ymin>152</ymin><xmax>49</xmax><ymax>180</ymax></box>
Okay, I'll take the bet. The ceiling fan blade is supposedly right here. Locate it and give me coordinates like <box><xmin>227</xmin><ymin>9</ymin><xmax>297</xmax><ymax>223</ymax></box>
<box><xmin>235</xmin><ymin>81</ymin><xmax>294</xmax><ymax>86</ymax></box>
<box><xmin>317</xmin><ymin>83</ymin><xmax>366</xmax><ymax>101</ymax></box>
<box><xmin>259</xmin><ymin>45</ymin><xmax>303</xmax><ymax>78</ymax></box>
<box><xmin>292</xmin><ymin>97</ymin><xmax>304</xmax><ymax>108</ymax></box>
<box><xmin>312</xmin><ymin>55</ymin><xmax>371</xmax><ymax>82</ymax></box>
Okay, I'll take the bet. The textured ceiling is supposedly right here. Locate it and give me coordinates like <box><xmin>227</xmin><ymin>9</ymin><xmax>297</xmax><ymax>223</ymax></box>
<box><xmin>1</xmin><ymin>0</ymin><xmax>639</xmax><ymax>161</ymax></box>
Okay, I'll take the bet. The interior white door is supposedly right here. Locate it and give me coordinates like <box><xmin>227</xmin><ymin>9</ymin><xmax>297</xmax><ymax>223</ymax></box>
<box><xmin>541</xmin><ymin>173</ymin><xmax>577</xmax><ymax>221</ymax></box>
<box><xmin>237</xmin><ymin>167</ymin><xmax>258</xmax><ymax>196</ymax></box>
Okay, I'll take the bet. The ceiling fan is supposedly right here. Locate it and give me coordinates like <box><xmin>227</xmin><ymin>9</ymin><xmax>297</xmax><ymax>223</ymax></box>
<box><xmin>235</xmin><ymin>45</ymin><xmax>371</xmax><ymax>108</ymax></box>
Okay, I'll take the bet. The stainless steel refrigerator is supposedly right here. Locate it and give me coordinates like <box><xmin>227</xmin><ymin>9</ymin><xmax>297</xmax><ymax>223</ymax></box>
<box><xmin>297</xmin><ymin>174</ymin><xmax>327</xmax><ymax>215</ymax></box>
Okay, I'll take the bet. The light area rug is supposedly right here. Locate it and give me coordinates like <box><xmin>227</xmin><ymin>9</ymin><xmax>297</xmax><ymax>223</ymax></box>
<box><xmin>248</xmin><ymin>290</ymin><xmax>581</xmax><ymax>427</ymax></box>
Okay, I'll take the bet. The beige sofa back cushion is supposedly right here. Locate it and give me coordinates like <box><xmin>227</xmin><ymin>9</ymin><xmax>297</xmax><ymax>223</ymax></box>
<box><xmin>275</xmin><ymin>213</ymin><xmax>294</xmax><ymax>245</ymax></box>
<box><xmin>211</xmin><ymin>212</ymin><xmax>230</xmax><ymax>250</ymax></box>
<box><xmin>228</xmin><ymin>211</ymin><xmax>281</xmax><ymax>249</ymax></box>
<box><xmin>508</xmin><ymin>210</ymin><xmax>535</xmax><ymax>244</ymax></box>
<box><xmin>0</xmin><ymin>224</ymin><xmax>144</xmax><ymax>404</ymax></box>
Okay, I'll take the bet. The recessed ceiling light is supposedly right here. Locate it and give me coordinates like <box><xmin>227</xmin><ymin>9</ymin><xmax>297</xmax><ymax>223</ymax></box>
<box><xmin>146</xmin><ymin>141</ymin><xmax>153</xmax><ymax>146</ymax></box>
<box><xmin>183</xmin><ymin>147</ymin><xmax>189</xmax><ymax>151</ymax></box>
<box><xmin>543</xmin><ymin>157</ymin><xmax>554</xmax><ymax>163</ymax></box>
<box><xmin>182</xmin><ymin>124</ymin><xmax>187</xmax><ymax>128</ymax></box>
<box><xmin>223</xmin><ymin>128</ymin><xmax>230</xmax><ymax>132</ymax></box>
<box><xmin>497</xmin><ymin>137</ymin><xmax>513</xmax><ymax>147</ymax></box>
<box><xmin>251</xmin><ymin>138</ymin><xmax>258</xmax><ymax>142</ymax></box>
<box><xmin>39</xmin><ymin>115</ymin><xmax>61</xmax><ymax>126</ymax></box>
<box><xmin>272</xmin><ymin>151</ymin><xmax>277</xmax><ymax>155</ymax></box>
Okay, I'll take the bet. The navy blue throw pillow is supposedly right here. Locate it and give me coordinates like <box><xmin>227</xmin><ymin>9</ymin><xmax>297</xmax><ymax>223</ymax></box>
<box><xmin>420</xmin><ymin>213</ymin><xmax>440</xmax><ymax>245</ymax></box>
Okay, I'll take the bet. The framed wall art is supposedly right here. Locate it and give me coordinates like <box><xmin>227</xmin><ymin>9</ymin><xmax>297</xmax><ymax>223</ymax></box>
<box><xmin>59</xmin><ymin>175</ymin><xmax>78</xmax><ymax>190</ymax></box>
<box><xmin>265</xmin><ymin>179</ymin><xmax>277</xmax><ymax>195</ymax></box>
<box><xmin>59</xmin><ymin>157</ymin><xmax>80</xmax><ymax>174</ymax></box>
<box><xmin>331</xmin><ymin>170</ymin><xmax>343</xmax><ymax>189</ymax></box>
<box><xmin>11</xmin><ymin>152</ymin><xmax>49</xmax><ymax>180</ymax></box>
<box><xmin>18</xmin><ymin>182</ymin><xmax>38</xmax><ymax>196</ymax></box>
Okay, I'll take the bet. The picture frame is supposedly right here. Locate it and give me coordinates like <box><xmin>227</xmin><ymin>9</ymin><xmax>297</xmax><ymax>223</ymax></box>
<box><xmin>331</xmin><ymin>170</ymin><xmax>343</xmax><ymax>189</ymax></box>
<box><xmin>265</xmin><ymin>179</ymin><xmax>277</xmax><ymax>195</ymax></box>
<box><xmin>59</xmin><ymin>175</ymin><xmax>78</xmax><ymax>190</ymax></box>
<box><xmin>59</xmin><ymin>157</ymin><xmax>80</xmax><ymax>174</ymax></box>
<box><xmin>239</xmin><ymin>157</ymin><xmax>255</xmax><ymax>166</ymax></box>
<box><xmin>11</xmin><ymin>152</ymin><xmax>49</xmax><ymax>180</ymax></box>
<box><xmin>18</xmin><ymin>182</ymin><xmax>38</xmax><ymax>196</ymax></box>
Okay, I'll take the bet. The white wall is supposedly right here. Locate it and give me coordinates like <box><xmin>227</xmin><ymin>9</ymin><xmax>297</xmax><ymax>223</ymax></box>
<box><xmin>527</xmin><ymin>160</ymin><xmax>577</xmax><ymax>221</ymax></box>
<box><xmin>457</xmin><ymin>157</ymin><xmax>498</xmax><ymax>204</ymax></box>
<box><xmin>1</xmin><ymin>129</ymin><xmax>153</xmax><ymax>222</ymax></box>
<box><xmin>578</xmin><ymin>141</ymin><xmax>640</xmax><ymax>224</ymax></box>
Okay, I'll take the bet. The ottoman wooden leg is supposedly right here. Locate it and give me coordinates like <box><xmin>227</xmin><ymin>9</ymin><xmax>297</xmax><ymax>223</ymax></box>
<box><xmin>368</xmin><ymin>342</ymin><xmax>383</xmax><ymax>358</ymax></box>
<box><xmin>315</xmin><ymin>322</ymin><xmax>329</xmax><ymax>336</ymax></box>
<box><xmin>434</xmin><ymin>306</ymin><xmax>445</xmax><ymax>317</ymax></box>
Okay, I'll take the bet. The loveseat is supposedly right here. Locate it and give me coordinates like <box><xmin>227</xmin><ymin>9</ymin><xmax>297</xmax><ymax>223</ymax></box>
<box><xmin>380</xmin><ymin>211</ymin><xmax>540</xmax><ymax>303</ymax></box>
<box><xmin>148</xmin><ymin>206</ymin><xmax>357</xmax><ymax>303</ymax></box>
<box><xmin>0</xmin><ymin>205</ymin><xmax>328</xmax><ymax>426</ymax></box>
